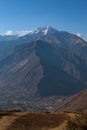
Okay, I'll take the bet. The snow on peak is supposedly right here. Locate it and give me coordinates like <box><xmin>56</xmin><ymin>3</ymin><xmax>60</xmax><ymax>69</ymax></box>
<box><xmin>17</xmin><ymin>26</ymin><xmax>55</xmax><ymax>37</ymax></box>
<box><xmin>42</xmin><ymin>26</ymin><xmax>49</xmax><ymax>35</ymax></box>
<box><xmin>32</xmin><ymin>26</ymin><xmax>49</xmax><ymax>35</ymax></box>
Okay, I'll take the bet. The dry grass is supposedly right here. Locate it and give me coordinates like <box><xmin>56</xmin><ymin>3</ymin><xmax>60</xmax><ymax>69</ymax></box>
<box><xmin>0</xmin><ymin>111</ymin><xmax>87</xmax><ymax>130</ymax></box>
<box><xmin>66</xmin><ymin>113</ymin><xmax>87</xmax><ymax>130</ymax></box>
<box><xmin>7</xmin><ymin>112</ymin><xmax>69</xmax><ymax>130</ymax></box>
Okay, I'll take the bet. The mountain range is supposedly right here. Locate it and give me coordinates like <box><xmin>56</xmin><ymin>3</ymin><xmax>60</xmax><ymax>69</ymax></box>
<box><xmin>0</xmin><ymin>26</ymin><xmax>87</xmax><ymax>110</ymax></box>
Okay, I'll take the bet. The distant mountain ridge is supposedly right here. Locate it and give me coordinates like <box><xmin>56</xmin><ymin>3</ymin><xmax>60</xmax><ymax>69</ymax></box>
<box><xmin>0</xmin><ymin>34</ymin><xmax>18</xmax><ymax>41</ymax></box>
<box><xmin>0</xmin><ymin>26</ymin><xmax>87</xmax><ymax>110</ymax></box>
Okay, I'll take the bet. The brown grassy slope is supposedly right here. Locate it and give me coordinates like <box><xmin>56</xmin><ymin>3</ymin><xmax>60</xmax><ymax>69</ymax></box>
<box><xmin>66</xmin><ymin>113</ymin><xmax>87</xmax><ymax>130</ymax></box>
<box><xmin>7</xmin><ymin>112</ymin><xmax>70</xmax><ymax>130</ymax></box>
<box><xmin>0</xmin><ymin>111</ymin><xmax>27</xmax><ymax>130</ymax></box>
<box><xmin>0</xmin><ymin>111</ymin><xmax>70</xmax><ymax>130</ymax></box>
<box><xmin>0</xmin><ymin>111</ymin><xmax>87</xmax><ymax>130</ymax></box>
<box><xmin>56</xmin><ymin>89</ymin><xmax>87</xmax><ymax>112</ymax></box>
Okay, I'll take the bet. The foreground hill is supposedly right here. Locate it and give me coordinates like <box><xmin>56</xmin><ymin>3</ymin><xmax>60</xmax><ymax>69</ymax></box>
<box><xmin>0</xmin><ymin>111</ymin><xmax>87</xmax><ymax>130</ymax></box>
<box><xmin>56</xmin><ymin>89</ymin><xmax>87</xmax><ymax>112</ymax></box>
<box><xmin>0</xmin><ymin>111</ymin><xmax>69</xmax><ymax>130</ymax></box>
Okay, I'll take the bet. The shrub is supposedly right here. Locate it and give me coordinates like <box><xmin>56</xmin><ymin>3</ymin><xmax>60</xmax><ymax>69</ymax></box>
<box><xmin>66</xmin><ymin>113</ymin><xmax>87</xmax><ymax>130</ymax></box>
<box><xmin>66</xmin><ymin>119</ymin><xmax>78</xmax><ymax>130</ymax></box>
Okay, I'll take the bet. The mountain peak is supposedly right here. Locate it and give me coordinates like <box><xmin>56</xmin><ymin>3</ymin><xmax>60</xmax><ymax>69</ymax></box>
<box><xmin>17</xmin><ymin>26</ymin><xmax>58</xmax><ymax>38</ymax></box>
<box><xmin>32</xmin><ymin>26</ymin><xmax>57</xmax><ymax>36</ymax></box>
<box><xmin>33</xmin><ymin>26</ymin><xmax>49</xmax><ymax>35</ymax></box>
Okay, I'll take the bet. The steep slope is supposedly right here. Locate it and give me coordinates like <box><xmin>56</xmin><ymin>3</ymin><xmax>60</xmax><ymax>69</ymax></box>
<box><xmin>56</xmin><ymin>89</ymin><xmax>87</xmax><ymax>112</ymax></box>
<box><xmin>0</xmin><ymin>42</ymin><xmax>43</xmax><ymax>98</ymax></box>
<box><xmin>0</xmin><ymin>39</ymin><xmax>87</xmax><ymax>99</ymax></box>
<box><xmin>35</xmin><ymin>40</ymin><xmax>87</xmax><ymax>97</ymax></box>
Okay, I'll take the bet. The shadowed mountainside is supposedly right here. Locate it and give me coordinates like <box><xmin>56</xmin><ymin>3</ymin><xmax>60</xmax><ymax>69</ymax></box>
<box><xmin>0</xmin><ymin>40</ymin><xmax>87</xmax><ymax>99</ymax></box>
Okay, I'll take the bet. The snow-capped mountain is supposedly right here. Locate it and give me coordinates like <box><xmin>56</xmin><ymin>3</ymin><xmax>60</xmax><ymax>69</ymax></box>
<box><xmin>18</xmin><ymin>26</ymin><xmax>58</xmax><ymax>37</ymax></box>
<box><xmin>0</xmin><ymin>26</ymin><xmax>87</xmax><ymax>110</ymax></box>
<box><xmin>0</xmin><ymin>26</ymin><xmax>57</xmax><ymax>42</ymax></box>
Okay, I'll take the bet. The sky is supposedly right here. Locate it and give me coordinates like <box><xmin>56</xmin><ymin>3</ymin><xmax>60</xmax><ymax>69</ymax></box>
<box><xmin>0</xmin><ymin>0</ymin><xmax>87</xmax><ymax>40</ymax></box>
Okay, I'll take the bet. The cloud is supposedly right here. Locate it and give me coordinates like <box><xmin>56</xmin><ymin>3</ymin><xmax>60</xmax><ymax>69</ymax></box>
<box><xmin>76</xmin><ymin>33</ymin><xmax>85</xmax><ymax>38</ymax></box>
<box><xmin>76</xmin><ymin>33</ymin><xmax>87</xmax><ymax>41</ymax></box>
<box><xmin>5</xmin><ymin>30</ymin><xmax>14</xmax><ymax>35</ymax></box>
<box><xmin>17</xmin><ymin>30</ymin><xmax>33</xmax><ymax>37</ymax></box>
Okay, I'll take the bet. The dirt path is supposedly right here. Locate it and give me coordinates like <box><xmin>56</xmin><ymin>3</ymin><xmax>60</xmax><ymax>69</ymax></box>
<box><xmin>0</xmin><ymin>116</ymin><xmax>17</xmax><ymax>130</ymax></box>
